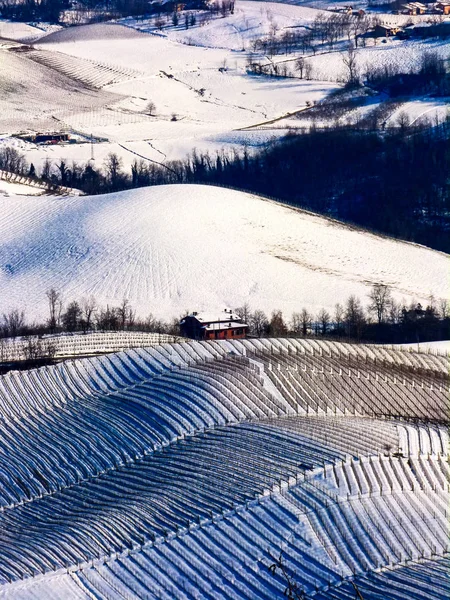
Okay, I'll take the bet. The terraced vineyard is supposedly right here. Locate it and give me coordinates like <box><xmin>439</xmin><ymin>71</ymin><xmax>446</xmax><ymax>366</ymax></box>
<box><xmin>20</xmin><ymin>48</ymin><xmax>143</xmax><ymax>89</ymax></box>
<box><xmin>0</xmin><ymin>338</ymin><xmax>448</xmax><ymax>599</ymax></box>
<box><xmin>0</xmin><ymin>331</ymin><xmax>183</xmax><ymax>362</ymax></box>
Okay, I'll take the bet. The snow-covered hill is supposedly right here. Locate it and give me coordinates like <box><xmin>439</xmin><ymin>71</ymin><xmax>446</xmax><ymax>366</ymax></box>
<box><xmin>0</xmin><ymin>184</ymin><xmax>447</xmax><ymax>321</ymax></box>
<box><xmin>0</xmin><ymin>338</ymin><xmax>447</xmax><ymax>599</ymax></box>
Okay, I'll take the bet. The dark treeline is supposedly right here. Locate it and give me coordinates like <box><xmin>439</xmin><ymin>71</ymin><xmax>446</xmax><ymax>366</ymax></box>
<box><xmin>4</xmin><ymin>113</ymin><xmax>450</xmax><ymax>253</ymax></box>
<box><xmin>2</xmin><ymin>285</ymin><xmax>450</xmax><ymax>346</ymax></box>
<box><xmin>0</xmin><ymin>0</ymin><xmax>233</xmax><ymax>25</ymax></box>
<box><xmin>185</xmin><ymin>124</ymin><xmax>450</xmax><ymax>254</ymax></box>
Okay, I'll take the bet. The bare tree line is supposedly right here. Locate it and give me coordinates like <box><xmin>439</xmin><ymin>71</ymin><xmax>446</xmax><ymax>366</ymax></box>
<box><xmin>2</xmin><ymin>285</ymin><xmax>449</xmax><ymax>346</ymax></box>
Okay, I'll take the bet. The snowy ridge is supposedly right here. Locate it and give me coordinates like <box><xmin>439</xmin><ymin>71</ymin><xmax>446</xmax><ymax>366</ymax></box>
<box><xmin>0</xmin><ymin>338</ymin><xmax>447</xmax><ymax>598</ymax></box>
<box><xmin>1</xmin><ymin>185</ymin><xmax>448</xmax><ymax>321</ymax></box>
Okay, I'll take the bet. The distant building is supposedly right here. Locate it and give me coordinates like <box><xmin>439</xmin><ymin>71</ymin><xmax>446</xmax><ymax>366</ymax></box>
<box><xmin>436</xmin><ymin>2</ymin><xmax>450</xmax><ymax>13</ymax></box>
<box><xmin>401</xmin><ymin>2</ymin><xmax>427</xmax><ymax>13</ymax></box>
<box><xmin>330</xmin><ymin>4</ymin><xmax>353</xmax><ymax>12</ymax></box>
<box><xmin>374</xmin><ymin>24</ymin><xmax>402</xmax><ymax>37</ymax></box>
<box><xmin>18</xmin><ymin>132</ymin><xmax>70</xmax><ymax>145</ymax></box>
<box><xmin>180</xmin><ymin>309</ymin><xmax>248</xmax><ymax>340</ymax></box>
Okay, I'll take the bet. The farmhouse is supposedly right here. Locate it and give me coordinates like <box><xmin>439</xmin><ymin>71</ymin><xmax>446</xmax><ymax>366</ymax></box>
<box><xmin>401</xmin><ymin>1</ymin><xmax>427</xmax><ymax>13</ymax></box>
<box><xmin>374</xmin><ymin>24</ymin><xmax>402</xmax><ymax>36</ymax></box>
<box><xmin>180</xmin><ymin>309</ymin><xmax>248</xmax><ymax>340</ymax></box>
<box><xmin>436</xmin><ymin>1</ymin><xmax>450</xmax><ymax>13</ymax></box>
<box><xmin>18</xmin><ymin>132</ymin><xmax>70</xmax><ymax>144</ymax></box>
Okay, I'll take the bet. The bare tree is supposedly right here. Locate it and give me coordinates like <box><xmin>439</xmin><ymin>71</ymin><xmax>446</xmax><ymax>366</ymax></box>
<box><xmin>146</xmin><ymin>101</ymin><xmax>156</xmax><ymax>116</ymax></box>
<box><xmin>438</xmin><ymin>298</ymin><xmax>449</xmax><ymax>319</ymax></box>
<box><xmin>290</xmin><ymin>312</ymin><xmax>302</xmax><ymax>335</ymax></box>
<box><xmin>56</xmin><ymin>159</ymin><xmax>69</xmax><ymax>185</ymax></box>
<box><xmin>235</xmin><ymin>303</ymin><xmax>251</xmax><ymax>324</ymax></box>
<box><xmin>334</xmin><ymin>303</ymin><xmax>344</xmax><ymax>334</ymax></box>
<box><xmin>117</xmin><ymin>298</ymin><xmax>134</xmax><ymax>330</ymax></box>
<box><xmin>81</xmin><ymin>296</ymin><xmax>97</xmax><ymax>333</ymax></box>
<box><xmin>249</xmin><ymin>309</ymin><xmax>268</xmax><ymax>337</ymax></box>
<box><xmin>342</xmin><ymin>43</ymin><xmax>359</xmax><ymax>86</ymax></box>
<box><xmin>345</xmin><ymin>295</ymin><xmax>365</xmax><ymax>339</ymax></box>
<box><xmin>368</xmin><ymin>283</ymin><xmax>392</xmax><ymax>324</ymax></box>
<box><xmin>388</xmin><ymin>299</ymin><xmax>402</xmax><ymax>325</ymax></box>
<box><xmin>317</xmin><ymin>308</ymin><xmax>331</xmax><ymax>335</ymax></box>
<box><xmin>103</xmin><ymin>153</ymin><xmax>124</xmax><ymax>190</ymax></box>
<box><xmin>0</xmin><ymin>146</ymin><xmax>27</xmax><ymax>173</ymax></box>
<box><xmin>41</xmin><ymin>158</ymin><xmax>53</xmax><ymax>181</ymax></box>
<box><xmin>296</xmin><ymin>57</ymin><xmax>305</xmax><ymax>79</ymax></box>
<box><xmin>46</xmin><ymin>288</ymin><xmax>62</xmax><ymax>333</ymax></box>
<box><xmin>396</xmin><ymin>111</ymin><xmax>410</xmax><ymax>132</ymax></box>
<box><xmin>300</xmin><ymin>308</ymin><xmax>312</xmax><ymax>336</ymax></box>
<box><xmin>2</xmin><ymin>309</ymin><xmax>25</xmax><ymax>337</ymax></box>
<box><xmin>304</xmin><ymin>62</ymin><xmax>314</xmax><ymax>80</ymax></box>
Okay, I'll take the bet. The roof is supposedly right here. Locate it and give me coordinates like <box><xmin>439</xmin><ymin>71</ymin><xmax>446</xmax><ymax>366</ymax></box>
<box><xmin>402</xmin><ymin>2</ymin><xmax>426</xmax><ymax>8</ymax></box>
<box><xmin>183</xmin><ymin>310</ymin><xmax>244</xmax><ymax>325</ymax></box>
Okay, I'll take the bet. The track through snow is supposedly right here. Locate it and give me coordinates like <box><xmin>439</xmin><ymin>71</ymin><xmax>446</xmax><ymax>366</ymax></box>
<box><xmin>0</xmin><ymin>184</ymin><xmax>447</xmax><ymax>320</ymax></box>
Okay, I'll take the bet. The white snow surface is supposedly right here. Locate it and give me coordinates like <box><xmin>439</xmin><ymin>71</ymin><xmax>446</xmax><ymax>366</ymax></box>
<box><xmin>0</xmin><ymin>180</ymin><xmax>43</xmax><ymax>196</ymax></box>
<box><xmin>0</xmin><ymin>184</ymin><xmax>447</xmax><ymax>321</ymax></box>
<box><xmin>394</xmin><ymin>340</ymin><xmax>450</xmax><ymax>355</ymax></box>
<box><xmin>0</xmin><ymin>12</ymin><xmax>337</xmax><ymax>171</ymax></box>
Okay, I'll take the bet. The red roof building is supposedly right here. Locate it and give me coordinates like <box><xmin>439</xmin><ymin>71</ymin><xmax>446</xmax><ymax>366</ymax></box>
<box><xmin>180</xmin><ymin>309</ymin><xmax>248</xmax><ymax>340</ymax></box>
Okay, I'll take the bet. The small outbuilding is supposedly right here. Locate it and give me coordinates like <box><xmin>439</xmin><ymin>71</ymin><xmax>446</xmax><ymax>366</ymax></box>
<box><xmin>374</xmin><ymin>24</ymin><xmax>403</xmax><ymax>37</ymax></box>
<box><xmin>180</xmin><ymin>309</ymin><xmax>248</xmax><ymax>341</ymax></box>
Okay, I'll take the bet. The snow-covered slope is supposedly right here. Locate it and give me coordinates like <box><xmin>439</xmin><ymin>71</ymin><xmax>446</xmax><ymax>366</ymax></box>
<box><xmin>394</xmin><ymin>340</ymin><xmax>450</xmax><ymax>355</ymax></box>
<box><xmin>0</xmin><ymin>43</ymin><xmax>118</xmax><ymax>134</ymax></box>
<box><xmin>0</xmin><ymin>338</ymin><xmax>447</xmax><ymax>599</ymax></box>
<box><xmin>0</xmin><ymin>16</ymin><xmax>334</xmax><ymax>171</ymax></box>
<box><xmin>0</xmin><ymin>184</ymin><xmax>447</xmax><ymax>321</ymax></box>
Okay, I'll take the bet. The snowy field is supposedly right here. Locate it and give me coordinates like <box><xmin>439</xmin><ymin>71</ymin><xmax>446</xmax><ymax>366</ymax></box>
<box><xmin>0</xmin><ymin>179</ymin><xmax>43</xmax><ymax>196</ymax></box>
<box><xmin>0</xmin><ymin>11</ymin><xmax>338</xmax><ymax>172</ymax></box>
<box><xmin>305</xmin><ymin>37</ymin><xmax>450</xmax><ymax>83</ymax></box>
<box><xmin>394</xmin><ymin>340</ymin><xmax>450</xmax><ymax>355</ymax></box>
<box><xmin>2</xmin><ymin>1</ymin><xmax>445</xmax><ymax>172</ymax></box>
<box><xmin>0</xmin><ymin>184</ymin><xmax>447</xmax><ymax>322</ymax></box>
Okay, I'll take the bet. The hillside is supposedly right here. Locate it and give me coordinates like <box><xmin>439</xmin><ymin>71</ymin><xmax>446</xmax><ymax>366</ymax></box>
<box><xmin>1</xmin><ymin>10</ymin><xmax>337</xmax><ymax>172</ymax></box>
<box><xmin>0</xmin><ymin>184</ymin><xmax>447</xmax><ymax>321</ymax></box>
<box><xmin>2</xmin><ymin>1</ymin><xmax>446</xmax><ymax>173</ymax></box>
<box><xmin>0</xmin><ymin>337</ymin><xmax>447</xmax><ymax>598</ymax></box>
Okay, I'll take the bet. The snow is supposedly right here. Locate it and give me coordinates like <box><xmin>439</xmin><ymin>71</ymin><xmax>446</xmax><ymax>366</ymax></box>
<box><xmin>1</xmin><ymin>4</ymin><xmax>449</xmax><ymax>171</ymax></box>
<box><xmin>306</xmin><ymin>37</ymin><xmax>450</xmax><ymax>83</ymax></box>
<box><xmin>0</xmin><ymin>21</ymin><xmax>45</xmax><ymax>42</ymax></box>
<box><xmin>394</xmin><ymin>340</ymin><xmax>450</xmax><ymax>354</ymax></box>
<box><xmin>0</xmin><ymin>12</ymin><xmax>337</xmax><ymax>171</ymax></box>
<box><xmin>154</xmin><ymin>2</ymin><xmax>327</xmax><ymax>50</ymax></box>
<box><xmin>190</xmin><ymin>310</ymin><xmax>243</xmax><ymax>323</ymax></box>
<box><xmin>386</xmin><ymin>98</ymin><xmax>449</xmax><ymax>126</ymax></box>
<box><xmin>0</xmin><ymin>179</ymin><xmax>43</xmax><ymax>196</ymax></box>
<box><xmin>0</xmin><ymin>184</ymin><xmax>447</xmax><ymax>322</ymax></box>
<box><xmin>0</xmin><ymin>337</ymin><xmax>446</xmax><ymax>597</ymax></box>
<box><xmin>0</xmin><ymin>45</ymin><xmax>119</xmax><ymax>135</ymax></box>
